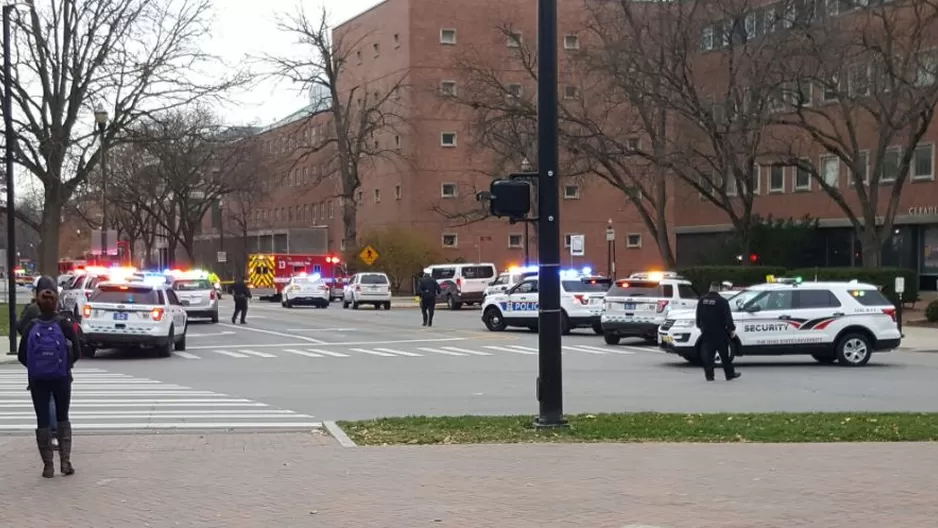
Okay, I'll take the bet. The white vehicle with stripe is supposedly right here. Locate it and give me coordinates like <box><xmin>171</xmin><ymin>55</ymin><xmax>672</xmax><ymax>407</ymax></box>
<box><xmin>481</xmin><ymin>268</ymin><xmax>612</xmax><ymax>334</ymax></box>
<box><xmin>601</xmin><ymin>271</ymin><xmax>699</xmax><ymax>344</ymax></box>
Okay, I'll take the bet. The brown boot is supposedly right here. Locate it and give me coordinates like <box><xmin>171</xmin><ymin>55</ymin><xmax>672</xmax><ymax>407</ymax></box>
<box><xmin>35</xmin><ymin>428</ymin><xmax>55</xmax><ymax>478</ymax></box>
<box><xmin>56</xmin><ymin>421</ymin><xmax>74</xmax><ymax>476</ymax></box>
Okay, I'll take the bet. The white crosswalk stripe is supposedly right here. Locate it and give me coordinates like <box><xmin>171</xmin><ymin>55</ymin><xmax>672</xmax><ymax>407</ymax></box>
<box><xmin>417</xmin><ymin>347</ymin><xmax>465</xmax><ymax>356</ymax></box>
<box><xmin>0</xmin><ymin>368</ymin><xmax>320</xmax><ymax>432</ymax></box>
<box><xmin>374</xmin><ymin>348</ymin><xmax>422</xmax><ymax>357</ymax></box>
<box><xmin>161</xmin><ymin>343</ymin><xmax>659</xmax><ymax>359</ymax></box>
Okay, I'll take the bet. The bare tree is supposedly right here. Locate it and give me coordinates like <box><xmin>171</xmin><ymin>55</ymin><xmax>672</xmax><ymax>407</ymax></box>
<box><xmin>218</xmin><ymin>139</ymin><xmax>270</xmax><ymax>275</ymax></box>
<box><xmin>264</xmin><ymin>6</ymin><xmax>409</xmax><ymax>249</ymax></box>
<box><xmin>1</xmin><ymin>0</ymin><xmax>243</xmax><ymax>274</ymax></box>
<box><xmin>774</xmin><ymin>0</ymin><xmax>938</xmax><ymax>266</ymax></box>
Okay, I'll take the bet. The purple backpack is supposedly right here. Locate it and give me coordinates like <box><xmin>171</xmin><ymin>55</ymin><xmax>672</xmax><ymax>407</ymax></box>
<box><xmin>26</xmin><ymin>320</ymin><xmax>69</xmax><ymax>380</ymax></box>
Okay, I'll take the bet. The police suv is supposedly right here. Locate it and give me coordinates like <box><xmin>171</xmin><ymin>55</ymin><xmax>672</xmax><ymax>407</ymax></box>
<box><xmin>81</xmin><ymin>281</ymin><xmax>189</xmax><ymax>358</ymax></box>
<box><xmin>600</xmin><ymin>272</ymin><xmax>700</xmax><ymax>344</ymax></box>
<box><xmin>483</xmin><ymin>266</ymin><xmax>539</xmax><ymax>299</ymax></box>
<box><xmin>657</xmin><ymin>277</ymin><xmax>901</xmax><ymax>367</ymax></box>
<box><xmin>481</xmin><ymin>268</ymin><xmax>612</xmax><ymax>334</ymax></box>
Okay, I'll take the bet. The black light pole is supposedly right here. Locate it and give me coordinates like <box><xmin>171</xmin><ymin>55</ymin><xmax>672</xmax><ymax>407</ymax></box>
<box><xmin>535</xmin><ymin>0</ymin><xmax>564</xmax><ymax>427</ymax></box>
<box><xmin>93</xmin><ymin>105</ymin><xmax>109</xmax><ymax>262</ymax></box>
<box><xmin>521</xmin><ymin>157</ymin><xmax>532</xmax><ymax>266</ymax></box>
<box><xmin>3</xmin><ymin>4</ymin><xmax>15</xmax><ymax>355</ymax></box>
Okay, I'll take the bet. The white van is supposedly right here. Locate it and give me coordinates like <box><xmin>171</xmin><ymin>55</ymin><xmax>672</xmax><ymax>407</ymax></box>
<box><xmin>424</xmin><ymin>263</ymin><xmax>497</xmax><ymax>310</ymax></box>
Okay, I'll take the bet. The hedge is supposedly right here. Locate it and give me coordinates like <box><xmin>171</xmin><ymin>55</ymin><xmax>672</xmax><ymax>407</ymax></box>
<box><xmin>676</xmin><ymin>265</ymin><xmax>918</xmax><ymax>306</ymax></box>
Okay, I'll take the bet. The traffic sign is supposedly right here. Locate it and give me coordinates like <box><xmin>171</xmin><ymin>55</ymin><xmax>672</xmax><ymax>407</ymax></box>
<box><xmin>359</xmin><ymin>245</ymin><xmax>380</xmax><ymax>265</ymax></box>
<box><xmin>217</xmin><ymin>251</ymin><xmax>227</xmax><ymax>263</ymax></box>
<box><xmin>570</xmin><ymin>235</ymin><xmax>585</xmax><ymax>257</ymax></box>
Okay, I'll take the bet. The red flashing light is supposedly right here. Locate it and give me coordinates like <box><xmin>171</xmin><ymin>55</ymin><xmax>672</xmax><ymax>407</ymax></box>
<box><xmin>749</xmin><ymin>253</ymin><xmax>759</xmax><ymax>263</ymax></box>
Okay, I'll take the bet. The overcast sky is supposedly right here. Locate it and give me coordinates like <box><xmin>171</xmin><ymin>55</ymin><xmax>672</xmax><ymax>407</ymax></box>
<box><xmin>206</xmin><ymin>0</ymin><xmax>383</xmax><ymax>127</ymax></box>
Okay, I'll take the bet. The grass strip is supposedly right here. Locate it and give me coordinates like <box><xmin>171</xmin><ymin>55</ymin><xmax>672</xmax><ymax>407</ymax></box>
<box><xmin>338</xmin><ymin>412</ymin><xmax>938</xmax><ymax>445</ymax></box>
<box><xmin>0</xmin><ymin>304</ymin><xmax>9</xmax><ymax>338</ymax></box>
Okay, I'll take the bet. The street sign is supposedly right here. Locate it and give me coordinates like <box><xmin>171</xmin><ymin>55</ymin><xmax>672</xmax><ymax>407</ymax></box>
<box><xmin>359</xmin><ymin>245</ymin><xmax>380</xmax><ymax>266</ymax></box>
<box><xmin>895</xmin><ymin>276</ymin><xmax>905</xmax><ymax>294</ymax></box>
<box><xmin>605</xmin><ymin>226</ymin><xmax>615</xmax><ymax>242</ymax></box>
<box><xmin>217</xmin><ymin>251</ymin><xmax>227</xmax><ymax>263</ymax></box>
<box><xmin>570</xmin><ymin>235</ymin><xmax>585</xmax><ymax>257</ymax></box>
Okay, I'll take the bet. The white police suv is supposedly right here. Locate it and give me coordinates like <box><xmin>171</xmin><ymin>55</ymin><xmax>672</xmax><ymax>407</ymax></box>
<box><xmin>81</xmin><ymin>281</ymin><xmax>189</xmax><ymax>358</ymax></box>
<box><xmin>601</xmin><ymin>271</ymin><xmax>700</xmax><ymax>344</ymax></box>
<box><xmin>481</xmin><ymin>268</ymin><xmax>612</xmax><ymax>334</ymax></box>
<box><xmin>657</xmin><ymin>277</ymin><xmax>901</xmax><ymax>367</ymax></box>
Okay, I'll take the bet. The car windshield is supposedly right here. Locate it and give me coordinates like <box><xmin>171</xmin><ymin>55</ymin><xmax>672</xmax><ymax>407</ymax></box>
<box><xmin>732</xmin><ymin>289</ymin><xmax>770</xmax><ymax>311</ymax></box>
<box><xmin>174</xmin><ymin>279</ymin><xmax>213</xmax><ymax>291</ymax></box>
<box><xmin>563</xmin><ymin>278</ymin><xmax>613</xmax><ymax>293</ymax></box>
<box><xmin>293</xmin><ymin>277</ymin><xmax>321</xmax><ymax>285</ymax></box>
<box><xmin>91</xmin><ymin>285</ymin><xmax>159</xmax><ymax>304</ymax></box>
<box><xmin>360</xmin><ymin>274</ymin><xmax>389</xmax><ymax>285</ymax></box>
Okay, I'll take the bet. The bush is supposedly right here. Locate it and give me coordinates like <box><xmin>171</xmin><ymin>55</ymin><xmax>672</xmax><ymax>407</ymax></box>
<box><xmin>675</xmin><ymin>265</ymin><xmax>787</xmax><ymax>293</ymax></box>
<box><xmin>925</xmin><ymin>300</ymin><xmax>938</xmax><ymax>322</ymax></box>
<box><xmin>787</xmin><ymin>267</ymin><xmax>918</xmax><ymax>306</ymax></box>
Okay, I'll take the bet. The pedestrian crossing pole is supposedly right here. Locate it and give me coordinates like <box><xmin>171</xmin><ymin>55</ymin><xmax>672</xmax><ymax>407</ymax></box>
<box><xmin>534</xmin><ymin>0</ymin><xmax>566</xmax><ymax>427</ymax></box>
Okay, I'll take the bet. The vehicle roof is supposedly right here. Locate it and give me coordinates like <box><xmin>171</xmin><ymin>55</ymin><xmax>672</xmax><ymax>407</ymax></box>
<box><xmin>427</xmin><ymin>262</ymin><xmax>496</xmax><ymax>268</ymax></box>
<box><xmin>748</xmin><ymin>281</ymin><xmax>882</xmax><ymax>290</ymax></box>
<box><xmin>96</xmin><ymin>281</ymin><xmax>164</xmax><ymax>290</ymax></box>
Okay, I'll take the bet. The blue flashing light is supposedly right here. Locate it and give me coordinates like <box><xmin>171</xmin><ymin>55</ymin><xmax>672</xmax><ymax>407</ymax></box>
<box><xmin>309</xmin><ymin>273</ymin><xmax>322</xmax><ymax>281</ymax></box>
<box><xmin>581</xmin><ymin>266</ymin><xmax>592</xmax><ymax>275</ymax></box>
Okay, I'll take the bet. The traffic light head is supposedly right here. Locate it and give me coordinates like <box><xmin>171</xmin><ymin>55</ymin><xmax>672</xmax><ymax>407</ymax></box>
<box><xmin>488</xmin><ymin>179</ymin><xmax>531</xmax><ymax>219</ymax></box>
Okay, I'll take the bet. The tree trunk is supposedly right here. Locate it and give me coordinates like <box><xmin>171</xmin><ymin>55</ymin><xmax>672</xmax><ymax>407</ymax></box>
<box><xmin>38</xmin><ymin>191</ymin><xmax>65</xmax><ymax>276</ymax></box>
<box><xmin>342</xmin><ymin>197</ymin><xmax>357</xmax><ymax>249</ymax></box>
<box><xmin>859</xmin><ymin>228</ymin><xmax>882</xmax><ymax>268</ymax></box>
<box><xmin>654</xmin><ymin>174</ymin><xmax>676</xmax><ymax>268</ymax></box>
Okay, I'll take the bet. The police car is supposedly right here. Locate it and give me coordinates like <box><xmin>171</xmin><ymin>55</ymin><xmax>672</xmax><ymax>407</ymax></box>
<box><xmin>657</xmin><ymin>276</ymin><xmax>902</xmax><ymax>367</ymax></box>
<box><xmin>483</xmin><ymin>266</ymin><xmax>539</xmax><ymax>299</ymax></box>
<box><xmin>481</xmin><ymin>268</ymin><xmax>612</xmax><ymax>334</ymax></box>
<box><xmin>600</xmin><ymin>271</ymin><xmax>700</xmax><ymax>344</ymax></box>
<box><xmin>80</xmin><ymin>281</ymin><xmax>189</xmax><ymax>358</ymax></box>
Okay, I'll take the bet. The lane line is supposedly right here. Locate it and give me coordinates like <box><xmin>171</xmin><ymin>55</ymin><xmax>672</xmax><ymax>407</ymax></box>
<box><xmin>283</xmin><ymin>349</ymin><xmax>323</xmax><ymax>358</ymax></box>
<box><xmin>187</xmin><ymin>337</ymin><xmax>467</xmax><ymax>350</ymax></box>
<box><xmin>174</xmin><ymin>352</ymin><xmax>201</xmax><ymax>359</ymax></box>
<box><xmin>307</xmin><ymin>349</ymin><xmax>349</xmax><ymax>357</ymax></box>
<box><xmin>442</xmin><ymin>346</ymin><xmax>492</xmax><ymax>356</ymax></box>
<box><xmin>373</xmin><ymin>348</ymin><xmax>422</xmax><ymax>357</ymax></box>
<box><xmin>186</xmin><ymin>331</ymin><xmax>236</xmax><ymax>338</ymax></box>
<box><xmin>218</xmin><ymin>323</ymin><xmax>327</xmax><ymax>344</ymax></box>
<box><xmin>0</xmin><ymin>413</ymin><xmax>314</xmax><ymax>420</ymax></box>
<box><xmin>350</xmin><ymin>348</ymin><xmax>395</xmax><ymax>357</ymax></box>
<box><xmin>238</xmin><ymin>349</ymin><xmax>277</xmax><ymax>358</ymax></box>
<box><xmin>0</xmin><ymin>422</ymin><xmax>323</xmax><ymax>430</ymax></box>
<box><xmin>563</xmin><ymin>345</ymin><xmax>608</xmax><ymax>355</ymax></box>
<box><xmin>285</xmin><ymin>328</ymin><xmax>358</xmax><ymax>332</ymax></box>
<box><xmin>484</xmin><ymin>345</ymin><xmax>537</xmax><ymax>355</ymax></box>
<box><xmin>214</xmin><ymin>350</ymin><xmax>249</xmax><ymax>358</ymax></box>
<box><xmin>416</xmin><ymin>347</ymin><xmax>464</xmax><ymax>356</ymax></box>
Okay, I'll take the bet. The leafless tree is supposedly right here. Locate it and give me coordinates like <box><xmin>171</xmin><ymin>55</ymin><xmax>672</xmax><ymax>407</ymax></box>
<box><xmin>0</xmin><ymin>0</ymin><xmax>244</xmax><ymax>274</ymax></box>
<box><xmin>773</xmin><ymin>0</ymin><xmax>938</xmax><ymax>266</ymax></box>
<box><xmin>264</xmin><ymin>6</ymin><xmax>410</xmax><ymax>249</ymax></box>
<box><xmin>218</xmin><ymin>139</ymin><xmax>270</xmax><ymax>275</ymax></box>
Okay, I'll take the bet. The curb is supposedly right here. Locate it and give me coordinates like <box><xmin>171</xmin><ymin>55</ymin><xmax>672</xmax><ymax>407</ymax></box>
<box><xmin>323</xmin><ymin>421</ymin><xmax>357</xmax><ymax>448</ymax></box>
<box><xmin>0</xmin><ymin>355</ymin><xmax>18</xmax><ymax>365</ymax></box>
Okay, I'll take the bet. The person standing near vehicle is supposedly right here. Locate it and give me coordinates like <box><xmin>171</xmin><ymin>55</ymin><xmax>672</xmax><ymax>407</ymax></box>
<box><xmin>18</xmin><ymin>278</ymin><xmax>80</xmax><ymax>478</ymax></box>
<box><xmin>231</xmin><ymin>276</ymin><xmax>251</xmax><ymax>324</ymax></box>
<box><xmin>19</xmin><ymin>277</ymin><xmax>61</xmax><ymax>450</ymax></box>
<box><xmin>417</xmin><ymin>272</ymin><xmax>441</xmax><ymax>327</ymax></box>
<box><xmin>695</xmin><ymin>281</ymin><xmax>741</xmax><ymax>382</ymax></box>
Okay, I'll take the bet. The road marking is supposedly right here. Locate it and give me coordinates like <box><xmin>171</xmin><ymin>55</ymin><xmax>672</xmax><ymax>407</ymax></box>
<box><xmin>618</xmin><ymin>345</ymin><xmax>660</xmax><ymax>354</ymax></box>
<box><xmin>484</xmin><ymin>345</ymin><xmax>537</xmax><ymax>355</ymax></box>
<box><xmin>441</xmin><ymin>346</ymin><xmax>492</xmax><ymax>356</ymax></box>
<box><xmin>350</xmin><ymin>348</ymin><xmax>396</xmax><ymax>357</ymax></box>
<box><xmin>285</xmin><ymin>328</ymin><xmax>358</xmax><ymax>332</ymax></box>
<box><xmin>283</xmin><ymin>348</ymin><xmax>323</xmax><ymax>358</ymax></box>
<box><xmin>188</xmin><ymin>342</ymin><xmax>311</xmax><ymax>350</ymax></box>
<box><xmin>563</xmin><ymin>345</ymin><xmax>607</xmax><ymax>355</ymax></box>
<box><xmin>218</xmin><ymin>323</ymin><xmax>327</xmax><ymax>344</ymax></box>
<box><xmin>0</xmin><ymin>379</ymin><xmax>163</xmax><ymax>385</ymax></box>
<box><xmin>174</xmin><ymin>352</ymin><xmax>201</xmax><ymax>359</ymax></box>
<box><xmin>188</xmin><ymin>336</ymin><xmax>467</xmax><ymax>350</ymax></box>
<box><xmin>0</xmin><ymin>409</ymin><xmax>299</xmax><ymax>416</ymax></box>
<box><xmin>307</xmin><ymin>349</ymin><xmax>350</xmax><ymax>357</ymax></box>
<box><xmin>373</xmin><ymin>348</ymin><xmax>422</xmax><ymax>357</ymax></box>
<box><xmin>238</xmin><ymin>349</ymin><xmax>277</xmax><ymax>358</ymax></box>
<box><xmin>185</xmin><ymin>331</ymin><xmax>236</xmax><ymax>338</ymax></box>
<box><xmin>0</xmin><ymin>413</ymin><xmax>314</xmax><ymax>420</ymax></box>
<box><xmin>0</xmin><ymin>398</ymin><xmax>260</xmax><ymax>406</ymax></box>
<box><xmin>416</xmin><ymin>347</ymin><xmax>464</xmax><ymax>356</ymax></box>
<box><xmin>0</xmin><ymin>422</ymin><xmax>323</xmax><ymax>431</ymax></box>
<box><xmin>213</xmin><ymin>349</ymin><xmax>249</xmax><ymax>358</ymax></box>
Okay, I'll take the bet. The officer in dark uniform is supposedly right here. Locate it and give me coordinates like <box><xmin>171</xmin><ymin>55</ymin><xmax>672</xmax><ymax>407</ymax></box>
<box><xmin>231</xmin><ymin>276</ymin><xmax>251</xmax><ymax>324</ymax></box>
<box><xmin>695</xmin><ymin>281</ymin><xmax>741</xmax><ymax>381</ymax></box>
<box><xmin>416</xmin><ymin>272</ymin><xmax>442</xmax><ymax>327</ymax></box>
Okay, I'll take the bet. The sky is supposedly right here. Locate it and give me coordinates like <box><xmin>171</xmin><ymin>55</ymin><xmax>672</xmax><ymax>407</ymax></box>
<box><xmin>205</xmin><ymin>0</ymin><xmax>384</xmax><ymax>127</ymax></box>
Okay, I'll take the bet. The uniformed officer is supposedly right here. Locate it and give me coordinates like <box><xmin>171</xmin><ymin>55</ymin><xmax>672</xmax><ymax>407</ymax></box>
<box><xmin>416</xmin><ymin>272</ymin><xmax>441</xmax><ymax>327</ymax></box>
<box><xmin>695</xmin><ymin>281</ymin><xmax>741</xmax><ymax>382</ymax></box>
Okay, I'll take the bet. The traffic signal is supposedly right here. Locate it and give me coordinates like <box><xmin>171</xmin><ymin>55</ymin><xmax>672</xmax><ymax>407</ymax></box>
<box><xmin>487</xmin><ymin>178</ymin><xmax>531</xmax><ymax>219</ymax></box>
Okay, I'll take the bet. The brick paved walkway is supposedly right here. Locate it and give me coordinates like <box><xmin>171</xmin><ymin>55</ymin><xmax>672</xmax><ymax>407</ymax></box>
<box><xmin>0</xmin><ymin>432</ymin><xmax>936</xmax><ymax>527</ymax></box>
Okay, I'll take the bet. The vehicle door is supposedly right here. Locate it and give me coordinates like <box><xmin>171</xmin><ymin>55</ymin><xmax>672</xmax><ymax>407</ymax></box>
<box><xmin>505</xmin><ymin>279</ymin><xmax>538</xmax><ymax>319</ymax></box>
<box><xmin>738</xmin><ymin>289</ymin><xmax>795</xmax><ymax>346</ymax></box>
<box><xmin>674</xmin><ymin>284</ymin><xmax>699</xmax><ymax>311</ymax></box>
<box><xmin>792</xmin><ymin>289</ymin><xmax>843</xmax><ymax>342</ymax></box>
<box><xmin>486</xmin><ymin>273</ymin><xmax>510</xmax><ymax>296</ymax></box>
<box><xmin>345</xmin><ymin>274</ymin><xmax>358</xmax><ymax>301</ymax></box>
<box><xmin>165</xmin><ymin>289</ymin><xmax>186</xmax><ymax>327</ymax></box>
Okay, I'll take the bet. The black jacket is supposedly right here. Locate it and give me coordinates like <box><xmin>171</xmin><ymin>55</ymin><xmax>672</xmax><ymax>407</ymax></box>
<box><xmin>16</xmin><ymin>301</ymin><xmax>41</xmax><ymax>336</ymax></box>
<box><xmin>417</xmin><ymin>276</ymin><xmax>441</xmax><ymax>299</ymax></box>
<box><xmin>695</xmin><ymin>291</ymin><xmax>736</xmax><ymax>338</ymax></box>
<box><xmin>18</xmin><ymin>313</ymin><xmax>81</xmax><ymax>380</ymax></box>
<box><xmin>232</xmin><ymin>281</ymin><xmax>252</xmax><ymax>299</ymax></box>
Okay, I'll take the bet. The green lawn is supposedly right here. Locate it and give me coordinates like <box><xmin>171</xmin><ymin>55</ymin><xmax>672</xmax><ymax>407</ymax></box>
<box><xmin>338</xmin><ymin>413</ymin><xmax>938</xmax><ymax>445</ymax></box>
<box><xmin>0</xmin><ymin>304</ymin><xmax>9</xmax><ymax>337</ymax></box>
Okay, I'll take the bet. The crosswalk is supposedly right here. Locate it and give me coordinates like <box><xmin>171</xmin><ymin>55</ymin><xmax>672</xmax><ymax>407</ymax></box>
<box><xmin>170</xmin><ymin>343</ymin><xmax>651</xmax><ymax>360</ymax></box>
<box><xmin>0</xmin><ymin>368</ymin><xmax>321</xmax><ymax>433</ymax></box>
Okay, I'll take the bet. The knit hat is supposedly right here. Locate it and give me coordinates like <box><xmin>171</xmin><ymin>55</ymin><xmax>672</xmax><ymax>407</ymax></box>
<box><xmin>34</xmin><ymin>275</ymin><xmax>57</xmax><ymax>294</ymax></box>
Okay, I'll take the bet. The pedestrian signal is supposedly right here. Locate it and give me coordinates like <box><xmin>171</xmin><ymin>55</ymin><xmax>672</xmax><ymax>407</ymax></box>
<box><xmin>486</xmin><ymin>179</ymin><xmax>531</xmax><ymax>219</ymax></box>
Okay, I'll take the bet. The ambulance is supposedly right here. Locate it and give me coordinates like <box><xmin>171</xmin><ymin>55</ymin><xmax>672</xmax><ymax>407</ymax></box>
<box><xmin>247</xmin><ymin>253</ymin><xmax>345</xmax><ymax>301</ymax></box>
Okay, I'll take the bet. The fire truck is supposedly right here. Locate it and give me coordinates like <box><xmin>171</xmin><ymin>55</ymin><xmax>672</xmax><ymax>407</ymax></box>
<box><xmin>247</xmin><ymin>253</ymin><xmax>346</xmax><ymax>301</ymax></box>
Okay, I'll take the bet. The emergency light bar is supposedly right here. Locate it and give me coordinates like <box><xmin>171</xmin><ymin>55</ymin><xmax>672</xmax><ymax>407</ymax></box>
<box><xmin>629</xmin><ymin>271</ymin><xmax>681</xmax><ymax>281</ymax></box>
<box><xmin>765</xmin><ymin>275</ymin><xmax>803</xmax><ymax>284</ymax></box>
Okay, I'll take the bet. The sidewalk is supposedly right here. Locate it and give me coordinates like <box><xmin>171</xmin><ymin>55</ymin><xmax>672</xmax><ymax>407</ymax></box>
<box><xmin>0</xmin><ymin>432</ymin><xmax>935</xmax><ymax>527</ymax></box>
<box><xmin>899</xmin><ymin>326</ymin><xmax>938</xmax><ymax>351</ymax></box>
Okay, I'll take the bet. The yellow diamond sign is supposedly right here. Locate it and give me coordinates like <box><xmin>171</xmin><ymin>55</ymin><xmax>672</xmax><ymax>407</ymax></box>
<box><xmin>359</xmin><ymin>245</ymin><xmax>380</xmax><ymax>266</ymax></box>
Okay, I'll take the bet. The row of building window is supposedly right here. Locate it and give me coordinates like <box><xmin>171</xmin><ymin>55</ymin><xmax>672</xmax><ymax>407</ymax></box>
<box><xmin>700</xmin><ymin>143</ymin><xmax>935</xmax><ymax>196</ymax></box>
<box><xmin>438</xmin><ymin>232</ymin><xmax>643</xmax><ymax>249</ymax></box>
<box><xmin>250</xmin><ymin>201</ymin><xmax>335</xmax><ymax>225</ymax></box>
<box><xmin>349</xmin><ymin>182</ymin><xmax>585</xmax><ymax>203</ymax></box>
<box><xmin>439</xmin><ymin>80</ymin><xmax>580</xmax><ymax>101</ymax></box>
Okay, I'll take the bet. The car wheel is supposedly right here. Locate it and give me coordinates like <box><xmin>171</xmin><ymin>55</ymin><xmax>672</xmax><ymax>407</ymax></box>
<box><xmin>447</xmin><ymin>296</ymin><xmax>462</xmax><ymax>310</ymax></box>
<box><xmin>835</xmin><ymin>333</ymin><xmax>872</xmax><ymax>366</ymax></box>
<box><xmin>84</xmin><ymin>347</ymin><xmax>96</xmax><ymax>359</ymax></box>
<box><xmin>384</xmin><ymin>302</ymin><xmax>391</xmax><ymax>310</ymax></box>
<box><xmin>811</xmin><ymin>352</ymin><xmax>837</xmax><ymax>364</ymax></box>
<box><xmin>603</xmin><ymin>333</ymin><xmax>621</xmax><ymax>345</ymax></box>
<box><xmin>174</xmin><ymin>330</ymin><xmax>187</xmax><ymax>351</ymax></box>
<box><xmin>285</xmin><ymin>300</ymin><xmax>294</xmax><ymax>308</ymax></box>
<box><xmin>160</xmin><ymin>327</ymin><xmax>174</xmax><ymax>358</ymax></box>
<box><xmin>681</xmin><ymin>353</ymin><xmax>702</xmax><ymax>366</ymax></box>
<box><xmin>561</xmin><ymin>312</ymin><xmax>571</xmax><ymax>335</ymax></box>
<box><xmin>592</xmin><ymin>322</ymin><xmax>603</xmax><ymax>335</ymax></box>
<box><xmin>210</xmin><ymin>312</ymin><xmax>219</xmax><ymax>324</ymax></box>
<box><xmin>482</xmin><ymin>307</ymin><xmax>507</xmax><ymax>331</ymax></box>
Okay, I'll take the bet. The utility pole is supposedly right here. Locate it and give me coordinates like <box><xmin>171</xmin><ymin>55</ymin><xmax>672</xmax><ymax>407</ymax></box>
<box><xmin>535</xmin><ymin>0</ymin><xmax>565</xmax><ymax>427</ymax></box>
<box><xmin>3</xmin><ymin>3</ymin><xmax>16</xmax><ymax>356</ymax></box>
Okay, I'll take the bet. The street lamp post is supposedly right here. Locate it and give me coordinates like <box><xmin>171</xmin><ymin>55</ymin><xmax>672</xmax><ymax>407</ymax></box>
<box><xmin>606</xmin><ymin>219</ymin><xmax>616</xmax><ymax>279</ymax></box>
<box><xmin>94</xmin><ymin>104</ymin><xmax>109</xmax><ymax>262</ymax></box>
<box><xmin>520</xmin><ymin>157</ymin><xmax>532</xmax><ymax>266</ymax></box>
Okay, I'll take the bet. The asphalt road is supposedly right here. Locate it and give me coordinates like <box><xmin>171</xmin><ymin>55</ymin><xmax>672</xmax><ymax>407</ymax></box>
<box><xmin>3</xmin><ymin>297</ymin><xmax>935</xmax><ymax>428</ymax></box>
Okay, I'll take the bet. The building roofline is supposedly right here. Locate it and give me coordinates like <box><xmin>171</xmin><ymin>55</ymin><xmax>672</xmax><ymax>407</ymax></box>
<box><xmin>254</xmin><ymin>105</ymin><xmax>330</xmax><ymax>136</ymax></box>
<box><xmin>334</xmin><ymin>0</ymin><xmax>391</xmax><ymax>31</ymax></box>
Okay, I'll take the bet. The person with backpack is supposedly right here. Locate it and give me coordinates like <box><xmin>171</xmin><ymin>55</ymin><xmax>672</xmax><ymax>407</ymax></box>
<box><xmin>18</xmin><ymin>277</ymin><xmax>60</xmax><ymax>450</ymax></box>
<box><xmin>17</xmin><ymin>278</ymin><xmax>81</xmax><ymax>478</ymax></box>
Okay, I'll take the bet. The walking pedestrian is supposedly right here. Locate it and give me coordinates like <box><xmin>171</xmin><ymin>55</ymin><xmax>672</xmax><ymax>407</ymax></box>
<box><xmin>19</xmin><ymin>278</ymin><xmax>60</xmax><ymax>449</ymax></box>
<box><xmin>18</xmin><ymin>277</ymin><xmax>81</xmax><ymax>478</ymax></box>
<box><xmin>695</xmin><ymin>281</ymin><xmax>741</xmax><ymax>382</ymax></box>
<box><xmin>416</xmin><ymin>272</ymin><xmax>441</xmax><ymax>327</ymax></box>
<box><xmin>231</xmin><ymin>276</ymin><xmax>251</xmax><ymax>324</ymax></box>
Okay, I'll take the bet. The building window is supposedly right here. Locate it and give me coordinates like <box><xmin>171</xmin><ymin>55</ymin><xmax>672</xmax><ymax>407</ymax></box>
<box><xmin>441</xmin><ymin>183</ymin><xmax>457</xmax><ymax>198</ymax></box>
<box><xmin>442</xmin><ymin>234</ymin><xmax>458</xmax><ymax>248</ymax></box>
<box><xmin>507</xmin><ymin>31</ymin><xmax>522</xmax><ymax>48</ymax></box>
<box><xmin>848</xmin><ymin>64</ymin><xmax>870</xmax><ymax>97</ymax></box>
<box><xmin>563</xmin><ymin>234</ymin><xmax>579</xmax><ymax>248</ymax></box>
<box><xmin>507</xmin><ymin>83</ymin><xmax>523</xmax><ymax>98</ymax></box>
<box><xmin>821</xmin><ymin>154</ymin><xmax>840</xmax><ymax>187</ymax></box>
<box><xmin>356</xmin><ymin>190</ymin><xmax>364</xmax><ymax>204</ymax></box>
<box><xmin>724</xmin><ymin>173</ymin><xmax>737</xmax><ymax>196</ymax></box>
<box><xmin>563</xmin><ymin>185</ymin><xmax>580</xmax><ymax>199</ymax></box>
<box><xmin>626</xmin><ymin>234</ymin><xmax>642</xmax><ymax>248</ymax></box>
<box><xmin>916</xmin><ymin>51</ymin><xmax>938</xmax><ymax>87</ymax></box>
<box><xmin>768</xmin><ymin>165</ymin><xmax>785</xmax><ymax>192</ymax></box>
<box><xmin>795</xmin><ymin>159</ymin><xmax>812</xmax><ymax>190</ymax></box>
<box><xmin>626</xmin><ymin>137</ymin><xmax>640</xmax><ymax>150</ymax></box>
<box><xmin>440</xmin><ymin>28</ymin><xmax>456</xmax><ymax>45</ymax></box>
<box><xmin>441</xmin><ymin>132</ymin><xmax>457</xmax><ymax>147</ymax></box>
<box><xmin>825</xmin><ymin>0</ymin><xmax>838</xmax><ymax>16</ymax></box>
<box><xmin>701</xmin><ymin>26</ymin><xmax>713</xmax><ymax>50</ymax></box>
<box><xmin>913</xmin><ymin>144</ymin><xmax>935</xmax><ymax>181</ymax></box>
<box><xmin>329</xmin><ymin>200</ymin><xmax>334</xmax><ymax>218</ymax></box>
<box><xmin>373</xmin><ymin>43</ymin><xmax>380</xmax><ymax>57</ymax></box>
<box><xmin>794</xmin><ymin>79</ymin><xmax>812</xmax><ymax>106</ymax></box>
<box><xmin>857</xmin><ymin>150</ymin><xmax>870</xmax><ymax>184</ymax></box>
<box><xmin>356</xmin><ymin>50</ymin><xmax>362</xmax><ymax>63</ymax></box>
<box><xmin>822</xmin><ymin>76</ymin><xmax>839</xmax><ymax>102</ymax></box>
<box><xmin>303</xmin><ymin>166</ymin><xmax>309</xmax><ymax>183</ymax></box>
<box><xmin>750</xmin><ymin>163</ymin><xmax>761</xmax><ymax>194</ymax></box>
<box><xmin>879</xmin><ymin>147</ymin><xmax>901</xmax><ymax>183</ymax></box>
<box><xmin>563</xmin><ymin>85</ymin><xmax>579</xmax><ymax>99</ymax></box>
<box><xmin>374</xmin><ymin>189</ymin><xmax>381</xmax><ymax>203</ymax></box>
<box><xmin>394</xmin><ymin>135</ymin><xmax>401</xmax><ymax>149</ymax></box>
<box><xmin>508</xmin><ymin>234</ymin><xmax>523</xmax><ymax>248</ymax></box>
<box><xmin>764</xmin><ymin>8</ymin><xmax>776</xmax><ymax>33</ymax></box>
<box><xmin>563</xmin><ymin>34</ymin><xmax>579</xmax><ymax>50</ymax></box>
<box><xmin>744</xmin><ymin>13</ymin><xmax>756</xmax><ymax>39</ymax></box>
<box><xmin>440</xmin><ymin>80</ymin><xmax>457</xmax><ymax>96</ymax></box>
<box><xmin>393</xmin><ymin>33</ymin><xmax>400</xmax><ymax>48</ymax></box>
<box><xmin>395</xmin><ymin>184</ymin><xmax>402</xmax><ymax>200</ymax></box>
